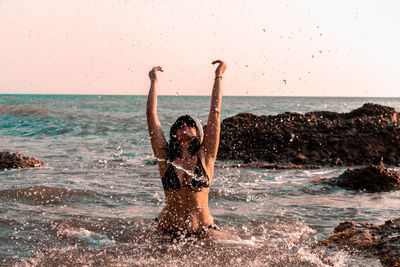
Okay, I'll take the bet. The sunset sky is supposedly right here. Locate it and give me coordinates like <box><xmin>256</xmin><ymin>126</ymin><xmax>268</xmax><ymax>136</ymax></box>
<box><xmin>1</xmin><ymin>0</ymin><xmax>399</xmax><ymax>96</ymax></box>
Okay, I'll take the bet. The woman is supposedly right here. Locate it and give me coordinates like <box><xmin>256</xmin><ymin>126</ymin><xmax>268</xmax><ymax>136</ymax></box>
<box><xmin>146</xmin><ymin>60</ymin><xmax>226</xmax><ymax>239</ymax></box>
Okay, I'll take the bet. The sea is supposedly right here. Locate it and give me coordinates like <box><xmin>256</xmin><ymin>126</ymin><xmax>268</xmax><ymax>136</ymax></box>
<box><xmin>1</xmin><ymin>94</ymin><xmax>400</xmax><ymax>266</ymax></box>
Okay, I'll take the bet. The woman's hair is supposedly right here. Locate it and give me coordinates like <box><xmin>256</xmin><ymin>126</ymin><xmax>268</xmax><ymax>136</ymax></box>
<box><xmin>165</xmin><ymin>115</ymin><xmax>203</xmax><ymax>161</ymax></box>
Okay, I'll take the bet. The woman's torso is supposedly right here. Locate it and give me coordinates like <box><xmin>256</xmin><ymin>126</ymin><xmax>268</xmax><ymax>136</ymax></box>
<box><xmin>158</xmin><ymin>188</ymin><xmax>212</xmax><ymax>232</ymax></box>
<box><xmin>157</xmin><ymin>150</ymin><xmax>214</xmax><ymax>233</ymax></box>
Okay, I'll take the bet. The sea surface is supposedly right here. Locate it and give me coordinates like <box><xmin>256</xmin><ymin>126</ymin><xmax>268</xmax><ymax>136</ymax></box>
<box><xmin>1</xmin><ymin>95</ymin><xmax>400</xmax><ymax>266</ymax></box>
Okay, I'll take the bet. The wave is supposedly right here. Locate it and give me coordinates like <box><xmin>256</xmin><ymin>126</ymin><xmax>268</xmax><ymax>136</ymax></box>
<box><xmin>16</xmin><ymin>216</ymin><xmax>379</xmax><ymax>266</ymax></box>
<box><xmin>0</xmin><ymin>104</ymin><xmax>137</xmax><ymax>126</ymax></box>
<box><xmin>0</xmin><ymin>105</ymin><xmax>50</xmax><ymax>117</ymax></box>
<box><xmin>0</xmin><ymin>96</ymin><xmax>24</xmax><ymax>102</ymax></box>
<box><xmin>0</xmin><ymin>185</ymin><xmax>92</xmax><ymax>205</ymax></box>
<box><xmin>103</xmin><ymin>113</ymin><xmax>136</xmax><ymax>123</ymax></box>
<box><xmin>0</xmin><ymin>218</ymin><xmax>18</xmax><ymax>225</ymax></box>
<box><xmin>56</xmin><ymin>224</ymin><xmax>115</xmax><ymax>247</ymax></box>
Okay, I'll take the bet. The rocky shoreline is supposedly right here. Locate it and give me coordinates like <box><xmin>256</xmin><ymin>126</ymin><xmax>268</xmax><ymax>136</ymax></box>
<box><xmin>317</xmin><ymin>165</ymin><xmax>400</xmax><ymax>265</ymax></box>
<box><xmin>217</xmin><ymin>103</ymin><xmax>400</xmax><ymax>167</ymax></box>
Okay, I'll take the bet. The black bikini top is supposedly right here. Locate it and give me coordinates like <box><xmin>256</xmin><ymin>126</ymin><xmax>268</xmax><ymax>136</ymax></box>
<box><xmin>162</xmin><ymin>158</ymin><xmax>210</xmax><ymax>190</ymax></box>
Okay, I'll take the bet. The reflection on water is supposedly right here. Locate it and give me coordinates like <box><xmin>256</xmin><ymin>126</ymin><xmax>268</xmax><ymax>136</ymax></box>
<box><xmin>1</xmin><ymin>95</ymin><xmax>399</xmax><ymax>265</ymax></box>
<box><xmin>1</xmin><ymin>164</ymin><xmax>396</xmax><ymax>266</ymax></box>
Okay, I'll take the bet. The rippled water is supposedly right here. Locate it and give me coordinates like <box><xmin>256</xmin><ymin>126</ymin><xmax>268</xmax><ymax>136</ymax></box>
<box><xmin>1</xmin><ymin>95</ymin><xmax>400</xmax><ymax>266</ymax></box>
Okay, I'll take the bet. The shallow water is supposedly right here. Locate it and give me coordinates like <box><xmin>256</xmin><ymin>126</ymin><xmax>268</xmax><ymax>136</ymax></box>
<box><xmin>1</xmin><ymin>95</ymin><xmax>400</xmax><ymax>266</ymax></box>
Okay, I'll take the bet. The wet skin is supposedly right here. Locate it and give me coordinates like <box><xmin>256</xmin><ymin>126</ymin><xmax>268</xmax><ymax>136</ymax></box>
<box><xmin>158</xmin><ymin>185</ymin><xmax>213</xmax><ymax>233</ymax></box>
<box><xmin>146</xmin><ymin>60</ymin><xmax>226</xmax><ymax>238</ymax></box>
<box><xmin>158</xmin><ymin>125</ymin><xmax>214</xmax><ymax>233</ymax></box>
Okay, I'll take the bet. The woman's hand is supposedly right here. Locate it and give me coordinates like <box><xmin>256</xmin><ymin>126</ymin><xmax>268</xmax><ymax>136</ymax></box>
<box><xmin>148</xmin><ymin>66</ymin><xmax>163</xmax><ymax>81</ymax></box>
<box><xmin>212</xmin><ymin>60</ymin><xmax>226</xmax><ymax>77</ymax></box>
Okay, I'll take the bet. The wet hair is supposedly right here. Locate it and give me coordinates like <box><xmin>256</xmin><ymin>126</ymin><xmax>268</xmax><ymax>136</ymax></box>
<box><xmin>166</xmin><ymin>115</ymin><xmax>203</xmax><ymax>161</ymax></box>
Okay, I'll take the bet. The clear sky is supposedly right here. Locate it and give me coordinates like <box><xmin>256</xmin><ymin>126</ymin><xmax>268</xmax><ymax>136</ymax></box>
<box><xmin>1</xmin><ymin>0</ymin><xmax>399</xmax><ymax>96</ymax></box>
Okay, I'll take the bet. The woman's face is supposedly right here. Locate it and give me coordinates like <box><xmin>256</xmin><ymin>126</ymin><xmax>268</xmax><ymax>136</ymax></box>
<box><xmin>176</xmin><ymin>123</ymin><xmax>197</xmax><ymax>143</ymax></box>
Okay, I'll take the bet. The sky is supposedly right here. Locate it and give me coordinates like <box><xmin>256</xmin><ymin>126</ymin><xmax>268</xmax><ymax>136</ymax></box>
<box><xmin>0</xmin><ymin>0</ymin><xmax>399</xmax><ymax>97</ymax></box>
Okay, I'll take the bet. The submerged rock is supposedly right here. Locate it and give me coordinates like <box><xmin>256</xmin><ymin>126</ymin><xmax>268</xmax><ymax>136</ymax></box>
<box><xmin>217</xmin><ymin>103</ymin><xmax>400</xmax><ymax>166</ymax></box>
<box><xmin>326</xmin><ymin>165</ymin><xmax>400</xmax><ymax>192</ymax></box>
<box><xmin>320</xmin><ymin>218</ymin><xmax>400</xmax><ymax>266</ymax></box>
<box><xmin>0</xmin><ymin>185</ymin><xmax>89</xmax><ymax>205</ymax></box>
<box><xmin>0</xmin><ymin>151</ymin><xmax>45</xmax><ymax>170</ymax></box>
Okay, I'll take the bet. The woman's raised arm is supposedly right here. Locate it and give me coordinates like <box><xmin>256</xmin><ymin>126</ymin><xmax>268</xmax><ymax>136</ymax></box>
<box><xmin>146</xmin><ymin>66</ymin><xmax>168</xmax><ymax>173</ymax></box>
<box><xmin>202</xmin><ymin>60</ymin><xmax>226</xmax><ymax>162</ymax></box>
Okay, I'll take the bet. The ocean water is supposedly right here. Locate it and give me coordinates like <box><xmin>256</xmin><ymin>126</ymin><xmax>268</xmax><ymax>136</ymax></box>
<box><xmin>1</xmin><ymin>94</ymin><xmax>400</xmax><ymax>266</ymax></box>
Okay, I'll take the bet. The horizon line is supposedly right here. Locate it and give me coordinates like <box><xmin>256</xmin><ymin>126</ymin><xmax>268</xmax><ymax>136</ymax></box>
<box><xmin>1</xmin><ymin>93</ymin><xmax>399</xmax><ymax>98</ymax></box>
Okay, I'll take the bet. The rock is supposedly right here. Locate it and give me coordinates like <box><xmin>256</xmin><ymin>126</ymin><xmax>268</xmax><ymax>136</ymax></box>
<box><xmin>215</xmin><ymin>161</ymin><xmax>320</xmax><ymax>169</ymax></box>
<box><xmin>217</xmin><ymin>103</ymin><xmax>400</xmax><ymax>166</ymax></box>
<box><xmin>311</xmin><ymin>177</ymin><xmax>326</xmax><ymax>183</ymax></box>
<box><xmin>0</xmin><ymin>151</ymin><xmax>45</xmax><ymax>170</ymax></box>
<box><xmin>325</xmin><ymin>165</ymin><xmax>400</xmax><ymax>192</ymax></box>
<box><xmin>345</xmin><ymin>103</ymin><xmax>398</xmax><ymax>122</ymax></box>
<box><xmin>320</xmin><ymin>218</ymin><xmax>400</xmax><ymax>266</ymax></box>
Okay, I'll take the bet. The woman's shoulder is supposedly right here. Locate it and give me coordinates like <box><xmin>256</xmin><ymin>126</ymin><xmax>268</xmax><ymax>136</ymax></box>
<box><xmin>199</xmin><ymin>145</ymin><xmax>217</xmax><ymax>162</ymax></box>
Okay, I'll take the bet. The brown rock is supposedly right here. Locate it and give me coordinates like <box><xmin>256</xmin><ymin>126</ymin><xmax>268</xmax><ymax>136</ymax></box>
<box><xmin>0</xmin><ymin>151</ymin><xmax>45</xmax><ymax>170</ymax></box>
<box><xmin>217</xmin><ymin>103</ymin><xmax>400</xmax><ymax>167</ymax></box>
<box><xmin>311</xmin><ymin>177</ymin><xmax>326</xmax><ymax>183</ymax></box>
<box><xmin>326</xmin><ymin>165</ymin><xmax>400</xmax><ymax>192</ymax></box>
<box><xmin>320</xmin><ymin>218</ymin><xmax>400</xmax><ymax>266</ymax></box>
